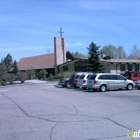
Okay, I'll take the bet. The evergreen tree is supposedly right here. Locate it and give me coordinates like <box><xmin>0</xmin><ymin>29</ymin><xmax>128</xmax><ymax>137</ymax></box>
<box><xmin>87</xmin><ymin>42</ymin><xmax>104</xmax><ymax>72</ymax></box>
<box><xmin>4</xmin><ymin>53</ymin><xmax>13</xmax><ymax>71</ymax></box>
<box><xmin>0</xmin><ymin>64</ymin><xmax>7</xmax><ymax>81</ymax></box>
<box><xmin>12</xmin><ymin>60</ymin><xmax>19</xmax><ymax>73</ymax></box>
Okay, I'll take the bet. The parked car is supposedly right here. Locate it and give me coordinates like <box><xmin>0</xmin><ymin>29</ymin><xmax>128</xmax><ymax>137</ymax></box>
<box><xmin>67</xmin><ymin>72</ymin><xmax>86</xmax><ymax>88</ymax></box>
<box><xmin>58</xmin><ymin>74</ymin><xmax>72</xmax><ymax>87</ymax></box>
<box><xmin>87</xmin><ymin>73</ymin><xmax>135</xmax><ymax>92</ymax></box>
<box><xmin>77</xmin><ymin>73</ymin><xmax>93</xmax><ymax>89</ymax></box>
<box><xmin>135</xmin><ymin>80</ymin><xmax>140</xmax><ymax>89</ymax></box>
<box><xmin>122</xmin><ymin>71</ymin><xmax>140</xmax><ymax>82</ymax></box>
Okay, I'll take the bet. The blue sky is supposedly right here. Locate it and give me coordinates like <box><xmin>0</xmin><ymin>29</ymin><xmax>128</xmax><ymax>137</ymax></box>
<box><xmin>0</xmin><ymin>0</ymin><xmax>140</xmax><ymax>61</ymax></box>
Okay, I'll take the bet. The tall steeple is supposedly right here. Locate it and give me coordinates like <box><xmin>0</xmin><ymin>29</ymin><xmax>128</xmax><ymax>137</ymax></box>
<box><xmin>54</xmin><ymin>28</ymin><xmax>66</xmax><ymax>75</ymax></box>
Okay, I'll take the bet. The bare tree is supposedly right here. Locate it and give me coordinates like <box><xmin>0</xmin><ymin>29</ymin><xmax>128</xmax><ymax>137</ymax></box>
<box><xmin>128</xmin><ymin>45</ymin><xmax>140</xmax><ymax>59</ymax></box>
<box><xmin>117</xmin><ymin>46</ymin><xmax>127</xmax><ymax>59</ymax></box>
<box><xmin>100</xmin><ymin>45</ymin><xmax>117</xmax><ymax>58</ymax></box>
<box><xmin>100</xmin><ymin>45</ymin><xmax>127</xmax><ymax>59</ymax></box>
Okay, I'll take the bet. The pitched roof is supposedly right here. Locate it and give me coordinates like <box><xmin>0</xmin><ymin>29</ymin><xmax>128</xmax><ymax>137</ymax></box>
<box><xmin>58</xmin><ymin>58</ymin><xmax>140</xmax><ymax>67</ymax></box>
<box><xmin>18</xmin><ymin>53</ymin><xmax>54</xmax><ymax>70</ymax></box>
<box><xmin>101</xmin><ymin>59</ymin><xmax>140</xmax><ymax>63</ymax></box>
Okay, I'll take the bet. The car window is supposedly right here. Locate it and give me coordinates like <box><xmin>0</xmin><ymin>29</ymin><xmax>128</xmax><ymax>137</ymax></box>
<box><xmin>68</xmin><ymin>74</ymin><xmax>73</xmax><ymax>78</ymax></box>
<box><xmin>104</xmin><ymin>75</ymin><xmax>118</xmax><ymax>80</ymax></box>
<box><xmin>79</xmin><ymin>74</ymin><xmax>85</xmax><ymax>79</ymax></box>
<box><xmin>124</xmin><ymin>72</ymin><xmax>131</xmax><ymax>79</ymax></box>
<box><xmin>103</xmin><ymin>75</ymin><xmax>112</xmax><ymax>80</ymax></box>
<box><xmin>117</xmin><ymin>75</ymin><xmax>126</xmax><ymax>80</ymax></box>
<box><xmin>133</xmin><ymin>72</ymin><xmax>138</xmax><ymax>77</ymax></box>
<box><xmin>98</xmin><ymin>75</ymin><xmax>105</xmax><ymax>79</ymax></box>
<box><xmin>69</xmin><ymin>74</ymin><xmax>74</xmax><ymax>79</ymax></box>
<box><xmin>88</xmin><ymin>74</ymin><xmax>97</xmax><ymax>80</ymax></box>
<box><xmin>87</xmin><ymin>74</ymin><xmax>92</xmax><ymax>79</ymax></box>
<box><xmin>75</xmin><ymin>75</ymin><xmax>80</xmax><ymax>79</ymax></box>
<box><xmin>111</xmin><ymin>75</ymin><xmax>118</xmax><ymax>80</ymax></box>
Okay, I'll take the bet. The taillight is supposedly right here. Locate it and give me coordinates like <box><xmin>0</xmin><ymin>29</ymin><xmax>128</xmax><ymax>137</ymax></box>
<box><xmin>83</xmin><ymin>80</ymin><xmax>86</xmax><ymax>83</ymax></box>
<box><xmin>94</xmin><ymin>80</ymin><xmax>98</xmax><ymax>84</ymax></box>
<box><xmin>74</xmin><ymin>79</ymin><xmax>77</xmax><ymax>83</ymax></box>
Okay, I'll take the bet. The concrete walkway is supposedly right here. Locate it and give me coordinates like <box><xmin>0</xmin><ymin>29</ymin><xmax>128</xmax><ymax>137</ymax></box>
<box><xmin>25</xmin><ymin>79</ymin><xmax>48</xmax><ymax>84</ymax></box>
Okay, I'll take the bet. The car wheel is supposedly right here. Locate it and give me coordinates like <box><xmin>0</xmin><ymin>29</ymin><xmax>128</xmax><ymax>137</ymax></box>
<box><xmin>100</xmin><ymin>85</ymin><xmax>107</xmax><ymax>92</ymax></box>
<box><xmin>66</xmin><ymin>82</ymin><xmax>71</xmax><ymax>88</ymax></box>
<box><xmin>127</xmin><ymin>84</ymin><xmax>133</xmax><ymax>90</ymax></box>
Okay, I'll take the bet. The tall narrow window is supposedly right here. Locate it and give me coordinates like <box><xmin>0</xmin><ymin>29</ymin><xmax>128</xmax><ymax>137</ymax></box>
<box><xmin>120</xmin><ymin>64</ymin><xmax>126</xmax><ymax>71</ymax></box>
<box><xmin>134</xmin><ymin>64</ymin><xmax>139</xmax><ymax>71</ymax></box>
<box><xmin>127</xmin><ymin>64</ymin><xmax>132</xmax><ymax>71</ymax></box>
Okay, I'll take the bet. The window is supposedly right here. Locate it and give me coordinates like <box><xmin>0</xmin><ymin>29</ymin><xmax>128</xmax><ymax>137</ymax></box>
<box><xmin>134</xmin><ymin>64</ymin><xmax>139</xmax><ymax>71</ymax></box>
<box><xmin>75</xmin><ymin>66</ymin><xmax>87</xmax><ymax>72</ymax></box>
<box><xmin>69</xmin><ymin>74</ymin><xmax>74</xmax><ymax>79</ymax></box>
<box><xmin>125</xmin><ymin>72</ymin><xmax>131</xmax><ymax>79</ymax></box>
<box><xmin>104</xmin><ymin>75</ymin><xmax>112</xmax><ymax>80</ymax></box>
<box><xmin>103</xmin><ymin>75</ymin><xmax>118</xmax><ymax>80</ymax></box>
<box><xmin>98</xmin><ymin>75</ymin><xmax>105</xmax><ymax>79</ymax></box>
<box><xmin>120</xmin><ymin>64</ymin><xmax>126</xmax><ymax>71</ymax></box>
<box><xmin>88</xmin><ymin>74</ymin><xmax>97</xmax><ymax>80</ymax></box>
<box><xmin>79</xmin><ymin>74</ymin><xmax>85</xmax><ymax>79</ymax></box>
<box><xmin>117</xmin><ymin>75</ymin><xmax>126</xmax><ymax>80</ymax></box>
<box><xmin>87</xmin><ymin>74</ymin><xmax>92</xmax><ymax>79</ymax></box>
<box><xmin>133</xmin><ymin>72</ymin><xmax>138</xmax><ymax>77</ymax></box>
<box><xmin>111</xmin><ymin>75</ymin><xmax>118</xmax><ymax>80</ymax></box>
<box><xmin>127</xmin><ymin>64</ymin><xmax>132</xmax><ymax>71</ymax></box>
<box><xmin>75</xmin><ymin>75</ymin><xmax>80</xmax><ymax>79</ymax></box>
<box><xmin>63</xmin><ymin>65</ymin><xmax>68</xmax><ymax>71</ymax></box>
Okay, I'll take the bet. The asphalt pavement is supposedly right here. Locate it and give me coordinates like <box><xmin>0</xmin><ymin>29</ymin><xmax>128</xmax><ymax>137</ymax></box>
<box><xmin>0</xmin><ymin>81</ymin><xmax>140</xmax><ymax>140</ymax></box>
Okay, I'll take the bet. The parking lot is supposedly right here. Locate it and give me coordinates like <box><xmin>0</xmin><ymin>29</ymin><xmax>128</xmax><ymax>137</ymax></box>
<box><xmin>0</xmin><ymin>81</ymin><xmax>140</xmax><ymax>140</ymax></box>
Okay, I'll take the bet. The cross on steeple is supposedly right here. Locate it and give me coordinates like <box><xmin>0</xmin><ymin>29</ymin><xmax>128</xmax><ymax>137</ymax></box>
<box><xmin>58</xmin><ymin>27</ymin><xmax>64</xmax><ymax>38</ymax></box>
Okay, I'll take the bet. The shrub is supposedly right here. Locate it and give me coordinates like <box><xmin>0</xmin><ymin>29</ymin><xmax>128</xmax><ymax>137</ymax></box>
<box><xmin>26</xmin><ymin>69</ymin><xmax>36</xmax><ymax>79</ymax></box>
<box><xmin>36</xmin><ymin>72</ymin><xmax>42</xmax><ymax>80</ymax></box>
<box><xmin>40</xmin><ymin>69</ymin><xmax>48</xmax><ymax>79</ymax></box>
<box><xmin>1</xmin><ymin>81</ymin><xmax>6</xmax><ymax>86</ymax></box>
<box><xmin>48</xmin><ymin>73</ymin><xmax>53</xmax><ymax>81</ymax></box>
<box><xmin>55</xmin><ymin>71</ymin><xmax>73</xmax><ymax>79</ymax></box>
<box><xmin>6</xmin><ymin>73</ymin><xmax>17</xmax><ymax>85</ymax></box>
<box><xmin>17</xmin><ymin>72</ymin><xmax>28</xmax><ymax>83</ymax></box>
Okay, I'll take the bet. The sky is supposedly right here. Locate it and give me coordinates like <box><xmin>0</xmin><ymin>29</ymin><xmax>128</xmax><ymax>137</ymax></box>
<box><xmin>0</xmin><ymin>0</ymin><xmax>140</xmax><ymax>61</ymax></box>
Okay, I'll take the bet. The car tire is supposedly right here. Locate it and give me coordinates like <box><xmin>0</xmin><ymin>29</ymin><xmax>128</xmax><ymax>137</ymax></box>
<box><xmin>127</xmin><ymin>84</ymin><xmax>133</xmax><ymax>90</ymax></box>
<box><xmin>66</xmin><ymin>82</ymin><xmax>71</xmax><ymax>88</ymax></box>
<box><xmin>100</xmin><ymin>85</ymin><xmax>107</xmax><ymax>92</ymax></box>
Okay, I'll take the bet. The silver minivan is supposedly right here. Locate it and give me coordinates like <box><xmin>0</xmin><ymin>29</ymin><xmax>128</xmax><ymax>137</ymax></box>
<box><xmin>76</xmin><ymin>73</ymin><xmax>93</xmax><ymax>89</ymax></box>
<box><xmin>87</xmin><ymin>73</ymin><xmax>135</xmax><ymax>92</ymax></box>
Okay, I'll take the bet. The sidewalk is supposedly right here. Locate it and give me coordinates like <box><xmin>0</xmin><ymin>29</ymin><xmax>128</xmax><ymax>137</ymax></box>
<box><xmin>25</xmin><ymin>79</ymin><xmax>48</xmax><ymax>84</ymax></box>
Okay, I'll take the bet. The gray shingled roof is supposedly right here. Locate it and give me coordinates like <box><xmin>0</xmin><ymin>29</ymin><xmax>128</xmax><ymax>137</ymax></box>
<box><xmin>18</xmin><ymin>53</ymin><xmax>54</xmax><ymax>70</ymax></box>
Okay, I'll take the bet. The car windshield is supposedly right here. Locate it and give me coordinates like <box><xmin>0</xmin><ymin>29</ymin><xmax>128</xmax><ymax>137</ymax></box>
<box><xmin>75</xmin><ymin>75</ymin><xmax>80</xmax><ymax>79</ymax></box>
<box><xmin>68</xmin><ymin>74</ymin><xmax>74</xmax><ymax>78</ymax></box>
<box><xmin>88</xmin><ymin>74</ymin><xmax>97</xmax><ymax>80</ymax></box>
<box><xmin>79</xmin><ymin>74</ymin><xmax>85</xmax><ymax>79</ymax></box>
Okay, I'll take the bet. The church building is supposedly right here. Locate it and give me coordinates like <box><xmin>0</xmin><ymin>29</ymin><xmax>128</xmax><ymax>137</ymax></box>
<box><xmin>17</xmin><ymin>28</ymin><xmax>75</xmax><ymax>75</ymax></box>
<box><xmin>17</xmin><ymin>28</ymin><xmax>140</xmax><ymax>76</ymax></box>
